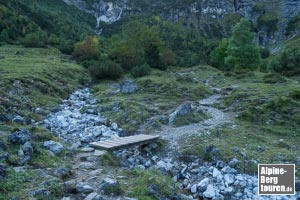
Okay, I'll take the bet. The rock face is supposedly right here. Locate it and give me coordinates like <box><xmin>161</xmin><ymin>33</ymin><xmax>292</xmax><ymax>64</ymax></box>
<box><xmin>63</xmin><ymin>0</ymin><xmax>300</xmax><ymax>47</ymax></box>
<box><xmin>42</xmin><ymin>88</ymin><xmax>121</xmax><ymax>145</ymax></box>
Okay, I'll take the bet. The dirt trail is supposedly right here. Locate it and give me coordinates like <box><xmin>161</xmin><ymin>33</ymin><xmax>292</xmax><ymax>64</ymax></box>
<box><xmin>155</xmin><ymin>89</ymin><xmax>234</xmax><ymax>158</ymax></box>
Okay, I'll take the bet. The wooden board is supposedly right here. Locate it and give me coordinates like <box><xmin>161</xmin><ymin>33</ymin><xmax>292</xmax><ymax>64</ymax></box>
<box><xmin>90</xmin><ymin>134</ymin><xmax>160</xmax><ymax>150</ymax></box>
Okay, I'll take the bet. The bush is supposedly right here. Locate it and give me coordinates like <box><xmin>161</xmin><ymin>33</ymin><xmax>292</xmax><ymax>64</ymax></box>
<box><xmin>72</xmin><ymin>36</ymin><xmax>100</xmax><ymax>61</ymax></box>
<box><xmin>260</xmin><ymin>47</ymin><xmax>270</xmax><ymax>59</ymax></box>
<box><xmin>289</xmin><ymin>89</ymin><xmax>300</xmax><ymax>101</ymax></box>
<box><xmin>263</xmin><ymin>73</ymin><xmax>286</xmax><ymax>84</ymax></box>
<box><xmin>225</xmin><ymin>18</ymin><xmax>261</xmax><ymax>71</ymax></box>
<box><xmin>108</xmin><ymin>41</ymin><xmax>145</xmax><ymax>70</ymax></box>
<box><xmin>159</xmin><ymin>48</ymin><xmax>176</xmax><ymax>68</ymax></box>
<box><xmin>131</xmin><ymin>64</ymin><xmax>151</xmax><ymax>78</ymax></box>
<box><xmin>22</xmin><ymin>31</ymin><xmax>48</xmax><ymax>48</ymax></box>
<box><xmin>210</xmin><ymin>39</ymin><xmax>228</xmax><ymax>70</ymax></box>
<box><xmin>59</xmin><ymin>40</ymin><xmax>74</xmax><ymax>54</ymax></box>
<box><xmin>87</xmin><ymin>58</ymin><xmax>123</xmax><ymax>80</ymax></box>
<box><xmin>267</xmin><ymin>57</ymin><xmax>281</xmax><ymax>72</ymax></box>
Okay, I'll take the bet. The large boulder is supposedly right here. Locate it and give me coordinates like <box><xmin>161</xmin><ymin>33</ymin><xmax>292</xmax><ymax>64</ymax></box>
<box><xmin>98</xmin><ymin>178</ymin><xmax>122</xmax><ymax>195</ymax></box>
<box><xmin>169</xmin><ymin>102</ymin><xmax>193</xmax><ymax>125</ymax></box>
<box><xmin>120</xmin><ymin>80</ymin><xmax>138</xmax><ymax>94</ymax></box>
<box><xmin>22</xmin><ymin>142</ymin><xmax>33</xmax><ymax>156</ymax></box>
<box><xmin>8</xmin><ymin>129</ymin><xmax>31</xmax><ymax>144</ymax></box>
<box><xmin>156</xmin><ymin>160</ymin><xmax>173</xmax><ymax>172</ymax></box>
<box><xmin>41</xmin><ymin>141</ymin><xmax>64</xmax><ymax>155</ymax></box>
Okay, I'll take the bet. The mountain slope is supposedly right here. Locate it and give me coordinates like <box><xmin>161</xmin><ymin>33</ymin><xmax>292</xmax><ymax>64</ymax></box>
<box><xmin>0</xmin><ymin>0</ymin><xmax>96</xmax><ymax>52</ymax></box>
<box><xmin>64</xmin><ymin>0</ymin><xmax>300</xmax><ymax>47</ymax></box>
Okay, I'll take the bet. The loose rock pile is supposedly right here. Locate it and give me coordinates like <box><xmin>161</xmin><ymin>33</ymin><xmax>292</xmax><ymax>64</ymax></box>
<box><xmin>114</xmin><ymin>146</ymin><xmax>300</xmax><ymax>200</ymax></box>
<box><xmin>42</xmin><ymin>88</ymin><xmax>122</xmax><ymax>146</ymax></box>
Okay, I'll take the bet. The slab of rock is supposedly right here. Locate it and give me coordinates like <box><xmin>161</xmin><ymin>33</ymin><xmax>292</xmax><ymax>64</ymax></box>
<box><xmin>120</xmin><ymin>80</ymin><xmax>138</xmax><ymax>94</ymax></box>
<box><xmin>41</xmin><ymin>141</ymin><xmax>64</xmax><ymax>154</ymax></box>
<box><xmin>84</xmin><ymin>192</ymin><xmax>98</xmax><ymax>200</ymax></box>
<box><xmin>76</xmin><ymin>182</ymin><xmax>94</xmax><ymax>194</ymax></box>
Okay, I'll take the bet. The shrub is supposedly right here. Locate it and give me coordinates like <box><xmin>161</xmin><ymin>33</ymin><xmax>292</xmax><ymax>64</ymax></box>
<box><xmin>225</xmin><ymin>18</ymin><xmax>261</xmax><ymax>71</ymax></box>
<box><xmin>267</xmin><ymin>57</ymin><xmax>281</xmax><ymax>72</ymax></box>
<box><xmin>22</xmin><ymin>31</ymin><xmax>48</xmax><ymax>48</ymax></box>
<box><xmin>108</xmin><ymin>41</ymin><xmax>145</xmax><ymax>70</ymax></box>
<box><xmin>59</xmin><ymin>40</ymin><xmax>74</xmax><ymax>54</ymax></box>
<box><xmin>289</xmin><ymin>89</ymin><xmax>300</xmax><ymax>101</ymax></box>
<box><xmin>87</xmin><ymin>58</ymin><xmax>123</xmax><ymax>80</ymax></box>
<box><xmin>210</xmin><ymin>39</ymin><xmax>229</xmax><ymax>70</ymax></box>
<box><xmin>263</xmin><ymin>73</ymin><xmax>286</xmax><ymax>84</ymax></box>
<box><xmin>260</xmin><ymin>47</ymin><xmax>270</xmax><ymax>59</ymax></box>
<box><xmin>159</xmin><ymin>48</ymin><xmax>176</xmax><ymax>68</ymax></box>
<box><xmin>72</xmin><ymin>36</ymin><xmax>100</xmax><ymax>61</ymax></box>
<box><xmin>131</xmin><ymin>64</ymin><xmax>151</xmax><ymax>78</ymax></box>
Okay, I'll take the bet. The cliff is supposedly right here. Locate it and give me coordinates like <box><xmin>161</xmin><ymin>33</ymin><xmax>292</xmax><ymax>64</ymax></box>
<box><xmin>63</xmin><ymin>0</ymin><xmax>300</xmax><ymax>46</ymax></box>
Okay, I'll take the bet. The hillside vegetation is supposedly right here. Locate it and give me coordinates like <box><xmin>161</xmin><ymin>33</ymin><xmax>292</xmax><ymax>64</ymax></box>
<box><xmin>0</xmin><ymin>45</ymin><xmax>89</xmax><ymax>120</ymax></box>
<box><xmin>0</xmin><ymin>1</ymin><xmax>300</xmax><ymax>199</ymax></box>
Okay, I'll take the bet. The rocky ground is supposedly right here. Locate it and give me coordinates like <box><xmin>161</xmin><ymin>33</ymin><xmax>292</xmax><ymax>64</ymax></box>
<box><xmin>37</xmin><ymin>83</ymin><xmax>299</xmax><ymax>200</ymax></box>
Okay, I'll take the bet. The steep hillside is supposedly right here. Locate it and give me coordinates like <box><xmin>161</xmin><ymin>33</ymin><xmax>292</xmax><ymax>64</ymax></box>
<box><xmin>0</xmin><ymin>0</ymin><xmax>95</xmax><ymax>53</ymax></box>
<box><xmin>0</xmin><ymin>45</ymin><xmax>90</xmax><ymax>121</ymax></box>
<box><xmin>63</xmin><ymin>0</ymin><xmax>300</xmax><ymax>47</ymax></box>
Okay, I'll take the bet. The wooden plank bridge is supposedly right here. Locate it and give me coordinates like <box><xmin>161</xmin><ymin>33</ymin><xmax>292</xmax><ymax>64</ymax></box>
<box><xmin>90</xmin><ymin>134</ymin><xmax>160</xmax><ymax>150</ymax></box>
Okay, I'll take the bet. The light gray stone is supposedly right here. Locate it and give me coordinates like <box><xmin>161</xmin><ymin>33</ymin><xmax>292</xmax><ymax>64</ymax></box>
<box><xmin>203</xmin><ymin>184</ymin><xmax>215</xmax><ymax>199</ymax></box>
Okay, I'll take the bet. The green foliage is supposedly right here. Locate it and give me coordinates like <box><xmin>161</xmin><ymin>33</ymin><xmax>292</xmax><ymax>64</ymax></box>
<box><xmin>72</xmin><ymin>36</ymin><xmax>100</xmax><ymax>61</ymax></box>
<box><xmin>210</xmin><ymin>39</ymin><xmax>229</xmax><ymax>70</ymax></box>
<box><xmin>108</xmin><ymin>39</ymin><xmax>145</xmax><ymax>70</ymax></box>
<box><xmin>22</xmin><ymin>30</ymin><xmax>48</xmax><ymax>48</ymax></box>
<box><xmin>260</xmin><ymin>47</ymin><xmax>270</xmax><ymax>59</ymax></box>
<box><xmin>286</xmin><ymin>16</ymin><xmax>300</xmax><ymax>36</ymax></box>
<box><xmin>105</xmin><ymin>16</ymin><xmax>216</xmax><ymax>68</ymax></box>
<box><xmin>225</xmin><ymin>18</ymin><xmax>261</xmax><ymax>71</ymax></box>
<box><xmin>0</xmin><ymin>29</ymin><xmax>10</xmax><ymax>43</ymax></box>
<box><xmin>257</xmin><ymin>12</ymin><xmax>279</xmax><ymax>34</ymax></box>
<box><xmin>87</xmin><ymin>58</ymin><xmax>123</xmax><ymax>80</ymax></box>
<box><xmin>0</xmin><ymin>0</ymin><xmax>95</xmax><ymax>51</ymax></box>
<box><xmin>131</xmin><ymin>64</ymin><xmax>151</xmax><ymax>78</ymax></box>
<box><xmin>108</xmin><ymin>20</ymin><xmax>174</xmax><ymax>70</ymax></box>
<box><xmin>0</xmin><ymin>168</ymin><xmax>34</xmax><ymax>195</ymax></box>
<box><xmin>268</xmin><ymin>45</ymin><xmax>300</xmax><ymax>76</ymax></box>
<box><xmin>0</xmin><ymin>4</ymin><xmax>39</xmax><ymax>43</ymax></box>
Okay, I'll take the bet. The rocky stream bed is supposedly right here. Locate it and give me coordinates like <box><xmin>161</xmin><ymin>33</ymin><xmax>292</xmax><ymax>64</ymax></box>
<box><xmin>36</xmin><ymin>86</ymin><xmax>300</xmax><ymax>200</ymax></box>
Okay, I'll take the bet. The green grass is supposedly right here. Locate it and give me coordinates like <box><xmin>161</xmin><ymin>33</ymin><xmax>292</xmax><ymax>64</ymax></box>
<box><xmin>181</xmin><ymin>68</ymin><xmax>300</xmax><ymax>174</ymax></box>
<box><xmin>0</xmin><ymin>168</ymin><xmax>36</xmax><ymax>199</ymax></box>
<box><xmin>0</xmin><ymin>45</ymin><xmax>88</xmax><ymax>199</ymax></box>
<box><xmin>92</xmin><ymin>67</ymin><xmax>211</xmax><ymax>133</ymax></box>
<box><xmin>122</xmin><ymin>169</ymin><xmax>177</xmax><ymax>200</ymax></box>
<box><xmin>0</xmin><ymin>45</ymin><xmax>90</xmax><ymax>120</ymax></box>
